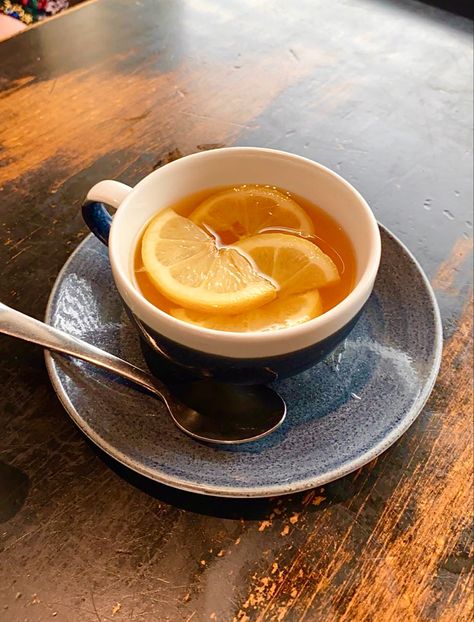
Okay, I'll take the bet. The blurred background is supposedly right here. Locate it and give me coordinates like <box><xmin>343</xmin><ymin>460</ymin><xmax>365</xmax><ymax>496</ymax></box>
<box><xmin>0</xmin><ymin>0</ymin><xmax>472</xmax><ymax>43</ymax></box>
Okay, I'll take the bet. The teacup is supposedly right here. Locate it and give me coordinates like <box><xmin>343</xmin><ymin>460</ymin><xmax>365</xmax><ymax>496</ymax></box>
<box><xmin>82</xmin><ymin>147</ymin><xmax>381</xmax><ymax>384</ymax></box>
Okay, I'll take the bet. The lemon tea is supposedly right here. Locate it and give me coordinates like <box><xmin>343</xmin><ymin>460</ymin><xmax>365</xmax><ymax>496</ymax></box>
<box><xmin>133</xmin><ymin>185</ymin><xmax>356</xmax><ymax>331</ymax></box>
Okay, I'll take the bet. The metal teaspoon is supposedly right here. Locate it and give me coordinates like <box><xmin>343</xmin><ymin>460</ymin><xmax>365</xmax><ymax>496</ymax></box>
<box><xmin>0</xmin><ymin>303</ymin><xmax>286</xmax><ymax>444</ymax></box>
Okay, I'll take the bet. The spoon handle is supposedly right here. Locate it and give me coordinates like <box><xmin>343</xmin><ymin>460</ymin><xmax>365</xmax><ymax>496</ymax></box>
<box><xmin>0</xmin><ymin>302</ymin><xmax>167</xmax><ymax>400</ymax></box>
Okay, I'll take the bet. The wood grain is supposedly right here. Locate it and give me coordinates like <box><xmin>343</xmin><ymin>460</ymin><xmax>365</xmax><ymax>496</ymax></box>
<box><xmin>0</xmin><ymin>1</ymin><xmax>472</xmax><ymax>620</ymax></box>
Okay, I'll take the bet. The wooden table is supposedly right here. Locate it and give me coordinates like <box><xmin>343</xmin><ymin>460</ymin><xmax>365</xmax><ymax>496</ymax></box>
<box><xmin>0</xmin><ymin>1</ymin><xmax>472</xmax><ymax>620</ymax></box>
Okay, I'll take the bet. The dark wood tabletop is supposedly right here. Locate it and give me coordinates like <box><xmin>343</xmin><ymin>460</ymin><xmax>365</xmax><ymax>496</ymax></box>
<box><xmin>0</xmin><ymin>1</ymin><xmax>472</xmax><ymax>620</ymax></box>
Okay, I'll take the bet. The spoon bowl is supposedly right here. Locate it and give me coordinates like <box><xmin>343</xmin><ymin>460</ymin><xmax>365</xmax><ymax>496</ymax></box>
<box><xmin>169</xmin><ymin>380</ymin><xmax>286</xmax><ymax>443</ymax></box>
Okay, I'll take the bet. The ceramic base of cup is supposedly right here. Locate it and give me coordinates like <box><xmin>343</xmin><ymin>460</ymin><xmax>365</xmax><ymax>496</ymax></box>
<box><xmin>131</xmin><ymin>307</ymin><xmax>364</xmax><ymax>385</ymax></box>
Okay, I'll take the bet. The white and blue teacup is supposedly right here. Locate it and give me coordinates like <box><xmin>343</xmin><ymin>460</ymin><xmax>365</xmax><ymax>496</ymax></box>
<box><xmin>82</xmin><ymin>147</ymin><xmax>381</xmax><ymax>384</ymax></box>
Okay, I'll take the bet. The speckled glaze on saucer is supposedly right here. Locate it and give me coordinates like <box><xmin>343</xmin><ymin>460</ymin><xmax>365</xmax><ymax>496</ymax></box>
<box><xmin>44</xmin><ymin>226</ymin><xmax>442</xmax><ymax>498</ymax></box>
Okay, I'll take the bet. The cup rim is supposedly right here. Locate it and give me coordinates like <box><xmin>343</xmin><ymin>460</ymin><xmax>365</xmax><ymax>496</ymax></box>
<box><xmin>109</xmin><ymin>147</ymin><xmax>381</xmax><ymax>354</ymax></box>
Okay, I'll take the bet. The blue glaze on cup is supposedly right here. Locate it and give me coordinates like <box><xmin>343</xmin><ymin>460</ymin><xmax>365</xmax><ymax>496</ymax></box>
<box><xmin>82</xmin><ymin>201</ymin><xmax>112</xmax><ymax>246</ymax></box>
<box><xmin>130</xmin><ymin>308</ymin><xmax>364</xmax><ymax>384</ymax></box>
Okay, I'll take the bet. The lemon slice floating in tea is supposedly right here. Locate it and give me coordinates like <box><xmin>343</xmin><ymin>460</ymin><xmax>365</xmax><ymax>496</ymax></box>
<box><xmin>235</xmin><ymin>233</ymin><xmax>340</xmax><ymax>295</ymax></box>
<box><xmin>190</xmin><ymin>185</ymin><xmax>314</xmax><ymax>243</ymax></box>
<box><xmin>170</xmin><ymin>290</ymin><xmax>322</xmax><ymax>332</ymax></box>
<box><xmin>141</xmin><ymin>210</ymin><xmax>276</xmax><ymax>314</ymax></box>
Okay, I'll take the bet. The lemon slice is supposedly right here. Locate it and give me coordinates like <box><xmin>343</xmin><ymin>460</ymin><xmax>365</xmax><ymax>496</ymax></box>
<box><xmin>170</xmin><ymin>290</ymin><xmax>323</xmax><ymax>332</ymax></box>
<box><xmin>190</xmin><ymin>185</ymin><xmax>314</xmax><ymax>242</ymax></box>
<box><xmin>235</xmin><ymin>233</ymin><xmax>340</xmax><ymax>295</ymax></box>
<box><xmin>141</xmin><ymin>209</ymin><xmax>276</xmax><ymax>314</ymax></box>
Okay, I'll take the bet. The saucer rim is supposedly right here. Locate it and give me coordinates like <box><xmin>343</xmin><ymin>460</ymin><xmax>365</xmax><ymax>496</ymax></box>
<box><xmin>44</xmin><ymin>224</ymin><xmax>442</xmax><ymax>498</ymax></box>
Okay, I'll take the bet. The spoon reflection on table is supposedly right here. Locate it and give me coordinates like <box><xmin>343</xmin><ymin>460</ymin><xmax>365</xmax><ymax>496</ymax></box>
<box><xmin>0</xmin><ymin>303</ymin><xmax>286</xmax><ymax>444</ymax></box>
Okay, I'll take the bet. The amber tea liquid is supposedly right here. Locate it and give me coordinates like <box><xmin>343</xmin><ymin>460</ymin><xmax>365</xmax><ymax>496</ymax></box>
<box><xmin>134</xmin><ymin>187</ymin><xmax>357</xmax><ymax>323</ymax></box>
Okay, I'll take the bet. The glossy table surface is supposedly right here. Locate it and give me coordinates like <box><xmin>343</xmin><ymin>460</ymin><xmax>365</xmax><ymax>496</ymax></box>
<box><xmin>0</xmin><ymin>1</ymin><xmax>472</xmax><ymax>620</ymax></box>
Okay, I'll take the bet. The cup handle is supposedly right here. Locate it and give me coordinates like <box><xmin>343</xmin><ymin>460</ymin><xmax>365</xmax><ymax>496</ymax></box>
<box><xmin>81</xmin><ymin>180</ymin><xmax>132</xmax><ymax>246</ymax></box>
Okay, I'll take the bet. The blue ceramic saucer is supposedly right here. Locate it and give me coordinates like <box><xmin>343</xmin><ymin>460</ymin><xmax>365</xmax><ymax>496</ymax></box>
<box><xmin>44</xmin><ymin>226</ymin><xmax>442</xmax><ymax>498</ymax></box>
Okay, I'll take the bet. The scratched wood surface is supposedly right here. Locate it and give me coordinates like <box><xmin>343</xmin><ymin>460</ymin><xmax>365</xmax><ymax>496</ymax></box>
<box><xmin>0</xmin><ymin>1</ymin><xmax>472</xmax><ymax>620</ymax></box>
